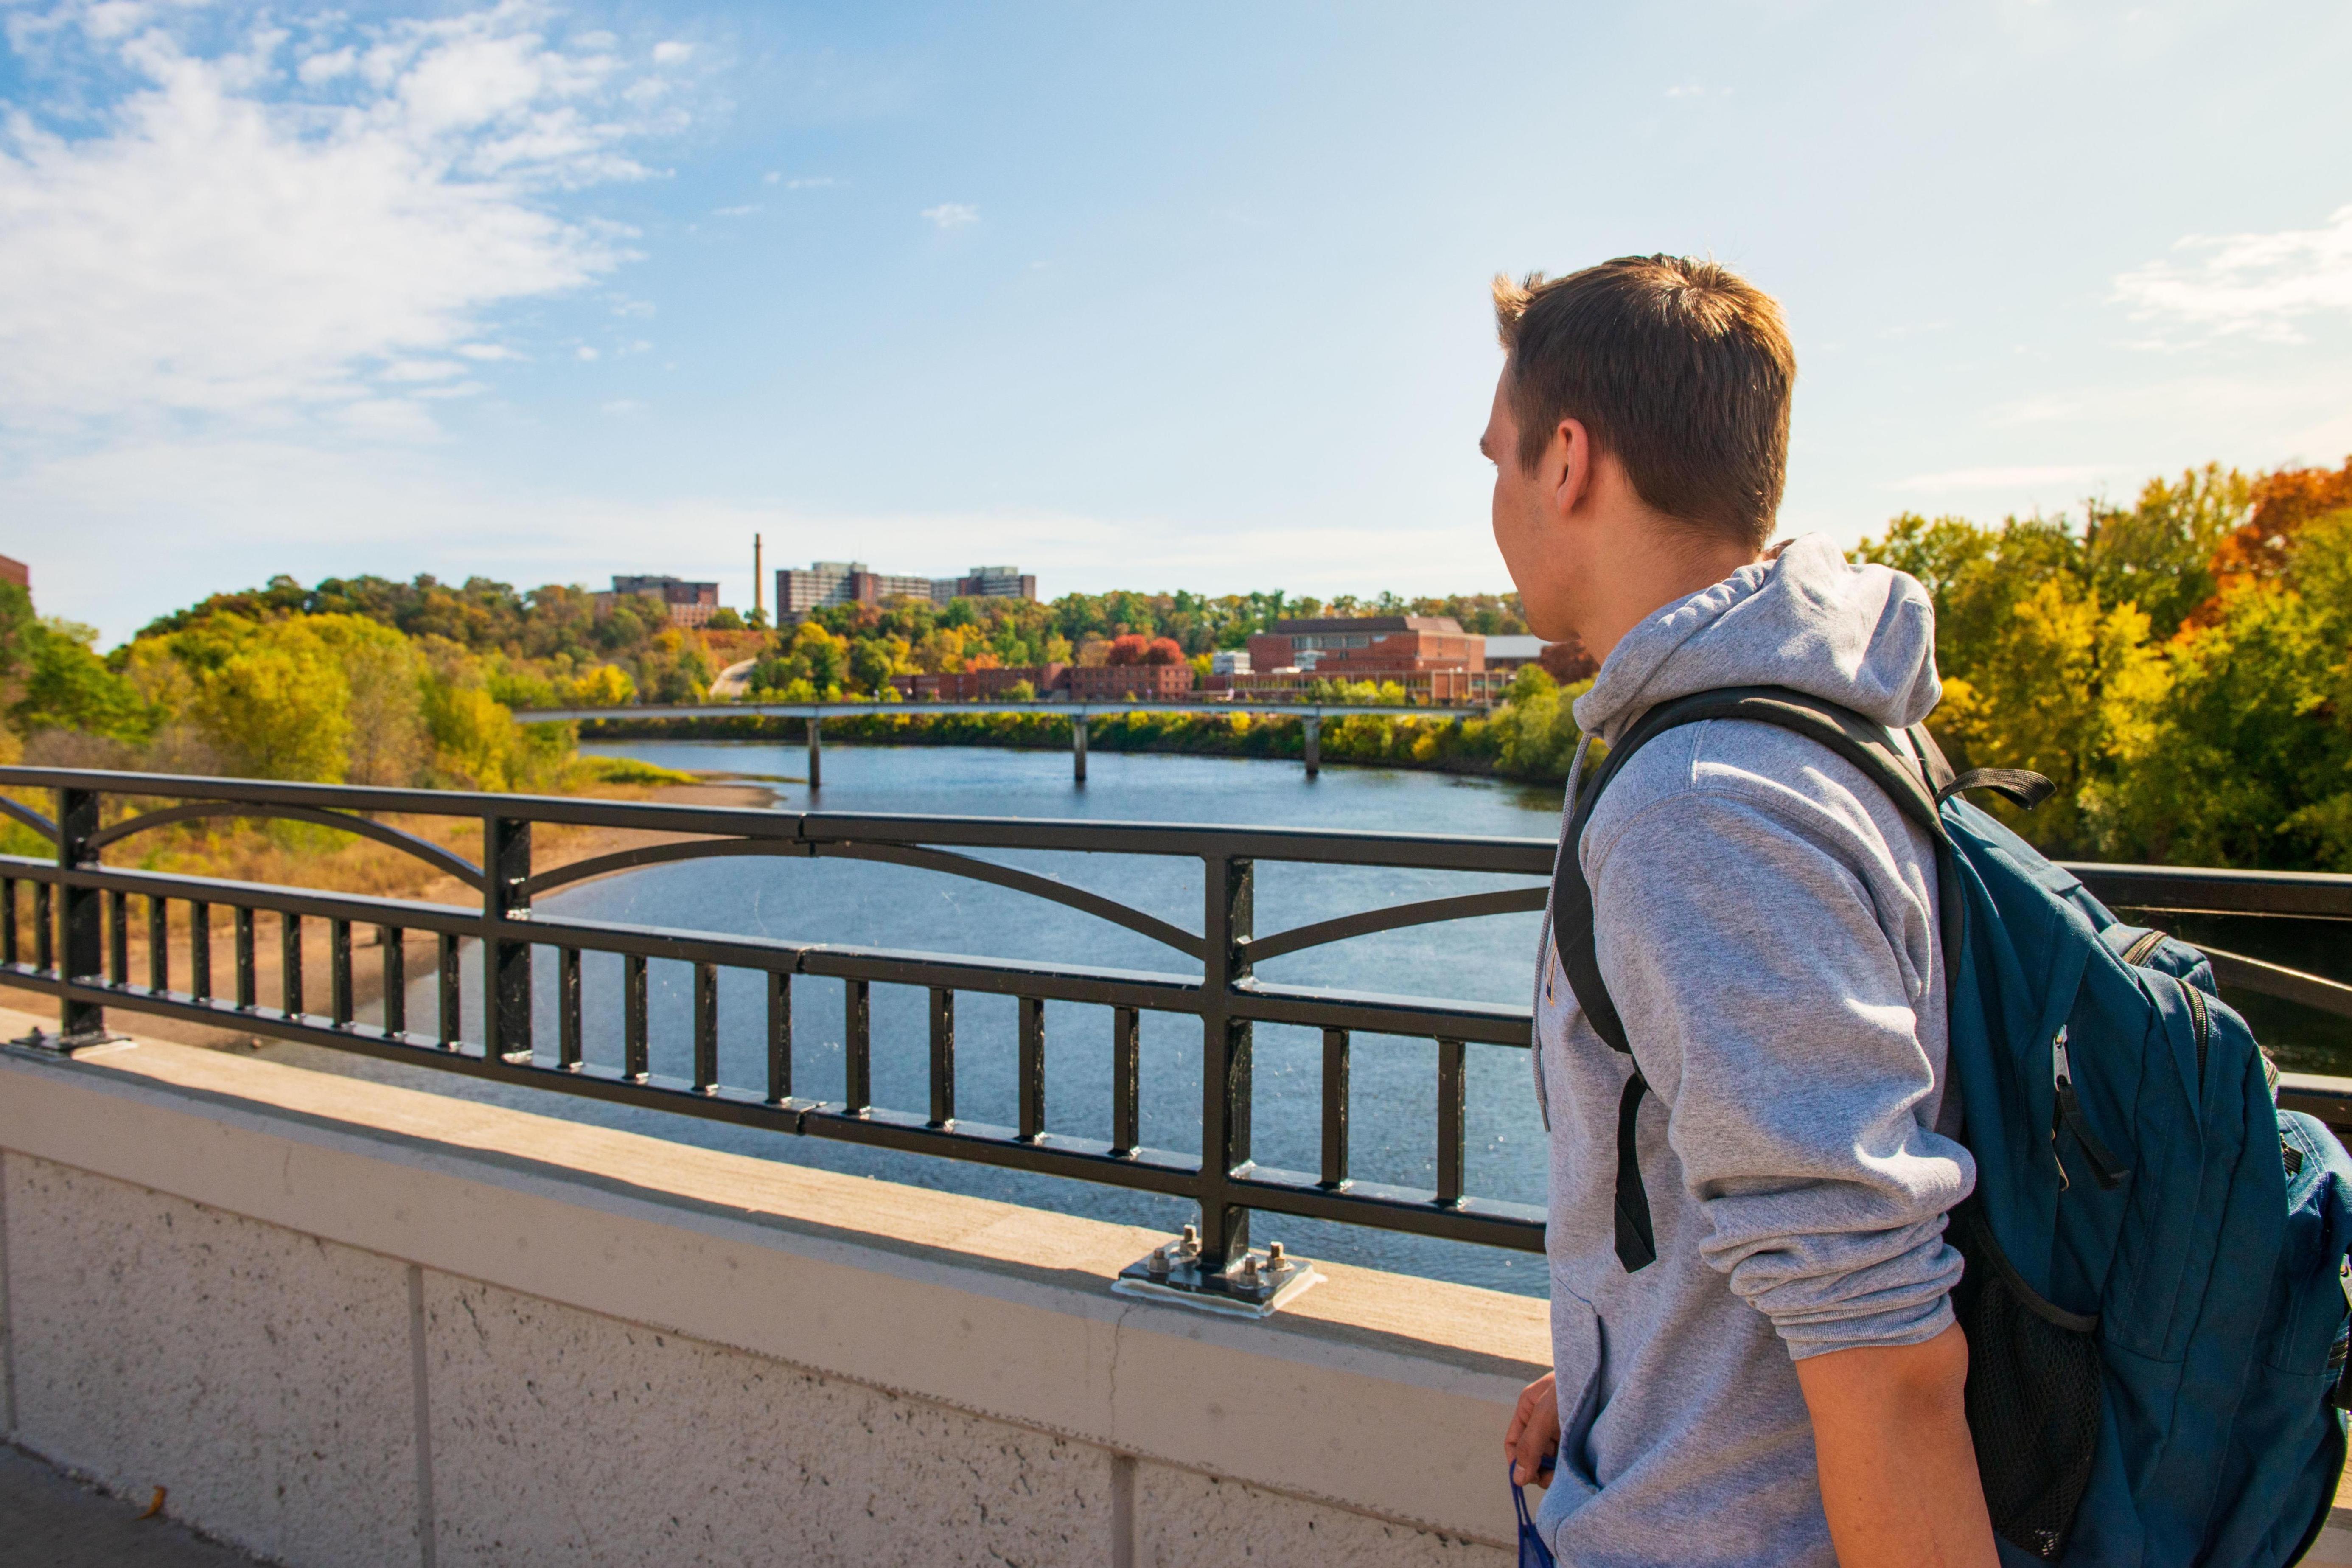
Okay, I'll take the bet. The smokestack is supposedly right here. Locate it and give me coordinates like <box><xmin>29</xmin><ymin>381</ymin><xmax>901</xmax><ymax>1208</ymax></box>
<box><xmin>754</xmin><ymin>533</ymin><xmax>763</xmax><ymax>619</ymax></box>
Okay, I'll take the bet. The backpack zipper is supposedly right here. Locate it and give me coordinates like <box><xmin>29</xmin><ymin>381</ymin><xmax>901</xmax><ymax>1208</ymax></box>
<box><xmin>2121</xmin><ymin>928</ymin><xmax>2167</xmax><ymax>967</ymax></box>
<box><xmin>2051</xmin><ymin>1025</ymin><xmax>2131</xmax><ymax>1191</ymax></box>
<box><xmin>2178</xmin><ymin>975</ymin><xmax>2210</xmax><ymax>1082</ymax></box>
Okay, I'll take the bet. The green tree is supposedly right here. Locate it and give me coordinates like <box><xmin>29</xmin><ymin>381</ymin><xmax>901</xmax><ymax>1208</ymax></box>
<box><xmin>188</xmin><ymin>620</ymin><xmax>352</xmax><ymax>781</ymax></box>
<box><xmin>13</xmin><ymin>617</ymin><xmax>153</xmax><ymax>742</ymax></box>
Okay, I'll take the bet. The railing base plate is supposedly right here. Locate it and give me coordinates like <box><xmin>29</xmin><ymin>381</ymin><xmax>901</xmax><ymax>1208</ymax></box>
<box><xmin>1112</xmin><ymin>1235</ymin><xmax>1322</xmax><ymax>1318</ymax></box>
<box><xmin>8</xmin><ymin>1027</ymin><xmax>129</xmax><ymax>1055</ymax></box>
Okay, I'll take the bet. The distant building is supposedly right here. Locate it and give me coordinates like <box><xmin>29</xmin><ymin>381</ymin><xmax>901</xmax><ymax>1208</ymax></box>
<box><xmin>1209</xmin><ymin>649</ymin><xmax>1251</xmax><ymax>676</ymax></box>
<box><xmin>1064</xmin><ymin>662</ymin><xmax>1194</xmax><ymax>701</ymax></box>
<box><xmin>891</xmin><ymin>664</ymin><xmax>1068</xmax><ymax>701</ymax></box>
<box><xmin>1220</xmin><ymin>616</ymin><xmax>1486</xmax><ymax>703</ymax></box>
<box><xmin>597</xmin><ymin>575</ymin><xmax>721</xmax><ymax>628</ymax></box>
<box><xmin>0</xmin><ymin>555</ymin><xmax>25</xmax><ymax>591</ymax></box>
<box><xmin>775</xmin><ymin>561</ymin><xmax>1038</xmax><ymax>622</ymax></box>
<box><xmin>886</xmin><ymin>661</ymin><xmax>1197</xmax><ymax>701</ymax></box>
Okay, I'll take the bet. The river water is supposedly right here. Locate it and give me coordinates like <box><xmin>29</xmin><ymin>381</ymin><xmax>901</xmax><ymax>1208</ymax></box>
<box><xmin>262</xmin><ymin>742</ymin><xmax>1569</xmax><ymax>1298</ymax></box>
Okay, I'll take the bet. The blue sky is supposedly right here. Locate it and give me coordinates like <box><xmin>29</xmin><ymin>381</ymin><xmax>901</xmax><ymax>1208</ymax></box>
<box><xmin>4</xmin><ymin>0</ymin><xmax>2350</xmax><ymax>645</ymax></box>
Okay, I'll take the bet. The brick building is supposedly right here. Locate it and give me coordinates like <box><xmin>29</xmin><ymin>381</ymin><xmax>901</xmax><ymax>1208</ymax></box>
<box><xmin>1062</xmin><ymin>662</ymin><xmax>1195</xmax><ymax>701</ymax></box>
<box><xmin>890</xmin><ymin>665</ymin><xmax>1068</xmax><ymax>701</ymax></box>
<box><xmin>596</xmin><ymin>575</ymin><xmax>721</xmax><ymax>628</ymax></box>
<box><xmin>0</xmin><ymin>555</ymin><xmax>25</xmax><ymax>591</ymax></box>
<box><xmin>1212</xmin><ymin>615</ymin><xmax>1487</xmax><ymax>702</ymax></box>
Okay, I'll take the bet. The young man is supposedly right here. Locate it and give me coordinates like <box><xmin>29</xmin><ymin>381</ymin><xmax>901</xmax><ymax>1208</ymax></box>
<box><xmin>1487</xmin><ymin>257</ymin><xmax>1999</xmax><ymax>1568</ymax></box>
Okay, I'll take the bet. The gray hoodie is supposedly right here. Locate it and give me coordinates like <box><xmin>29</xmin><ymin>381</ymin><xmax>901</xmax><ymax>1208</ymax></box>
<box><xmin>1531</xmin><ymin>535</ymin><xmax>1974</xmax><ymax>1566</ymax></box>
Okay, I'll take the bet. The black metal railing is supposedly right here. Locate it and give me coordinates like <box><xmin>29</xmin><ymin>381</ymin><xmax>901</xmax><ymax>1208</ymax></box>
<box><xmin>1</xmin><ymin>765</ymin><xmax>2349</xmax><ymax>1275</ymax></box>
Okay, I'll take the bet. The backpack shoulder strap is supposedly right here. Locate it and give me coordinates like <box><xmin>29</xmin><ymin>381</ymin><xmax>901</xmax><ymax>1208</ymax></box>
<box><xmin>1549</xmin><ymin>684</ymin><xmax>1953</xmax><ymax>1272</ymax></box>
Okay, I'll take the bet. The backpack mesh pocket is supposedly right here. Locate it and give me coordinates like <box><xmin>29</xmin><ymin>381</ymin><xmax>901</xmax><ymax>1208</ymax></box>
<box><xmin>1951</xmin><ymin>1204</ymin><xmax>2102</xmax><ymax>1561</ymax></box>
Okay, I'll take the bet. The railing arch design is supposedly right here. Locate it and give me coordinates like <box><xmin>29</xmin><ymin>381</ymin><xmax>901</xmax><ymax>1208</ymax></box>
<box><xmin>84</xmin><ymin>800</ymin><xmax>484</xmax><ymax>889</ymax></box>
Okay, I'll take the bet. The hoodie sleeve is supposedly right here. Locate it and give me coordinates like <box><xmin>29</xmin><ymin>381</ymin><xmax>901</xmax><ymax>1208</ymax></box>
<box><xmin>1585</xmin><ymin>734</ymin><xmax>1973</xmax><ymax>1359</ymax></box>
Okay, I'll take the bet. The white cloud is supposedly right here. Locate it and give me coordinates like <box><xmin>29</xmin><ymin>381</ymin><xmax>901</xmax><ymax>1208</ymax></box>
<box><xmin>921</xmin><ymin>202</ymin><xmax>979</xmax><ymax>230</ymax></box>
<box><xmin>1889</xmin><ymin>464</ymin><xmax>2111</xmax><ymax>491</ymax></box>
<box><xmin>712</xmin><ymin>203</ymin><xmax>759</xmax><ymax>217</ymax></box>
<box><xmin>652</xmin><ymin>40</ymin><xmax>692</xmax><ymax>65</ymax></box>
<box><xmin>0</xmin><ymin>3</ymin><xmax>681</xmax><ymax>436</ymax></box>
<box><xmin>575</xmin><ymin>345</ymin><xmax>600</xmax><ymax>361</ymax></box>
<box><xmin>2113</xmin><ymin>204</ymin><xmax>2352</xmax><ymax>343</ymax></box>
<box><xmin>601</xmin><ymin>398</ymin><xmax>646</xmax><ymax>414</ymax></box>
<box><xmin>1665</xmin><ymin>83</ymin><xmax>1704</xmax><ymax>98</ymax></box>
<box><xmin>784</xmin><ymin>175</ymin><xmax>843</xmax><ymax>190</ymax></box>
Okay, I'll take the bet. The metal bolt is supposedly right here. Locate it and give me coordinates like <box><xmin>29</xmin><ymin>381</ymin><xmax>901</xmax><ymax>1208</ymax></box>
<box><xmin>1149</xmin><ymin>1246</ymin><xmax>1170</xmax><ymax>1276</ymax></box>
<box><xmin>1239</xmin><ymin>1255</ymin><xmax>1260</xmax><ymax>1287</ymax></box>
<box><xmin>1179</xmin><ymin>1223</ymin><xmax>1199</xmax><ymax>1253</ymax></box>
<box><xmin>1267</xmin><ymin>1240</ymin><xmax>1287</xmax><ymax>1268</ymax></box>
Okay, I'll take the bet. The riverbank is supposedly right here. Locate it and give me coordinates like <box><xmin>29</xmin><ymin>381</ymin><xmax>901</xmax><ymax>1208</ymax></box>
<box><xmin>579</xmin><ymin>701</ymin><xmax>1586</xmax><ymax>783</ymax></box>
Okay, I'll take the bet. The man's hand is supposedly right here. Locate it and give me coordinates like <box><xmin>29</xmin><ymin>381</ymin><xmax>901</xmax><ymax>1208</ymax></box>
<box><xmin>1793</xmin><ymin>1324</ymin><xmax>1998</xmax><ymax>1568</ymax></box>
<box><xmin>1504</xmin><ymin>1372</ymin><xmax>1560</xmax><ymax>1487</ymax></box>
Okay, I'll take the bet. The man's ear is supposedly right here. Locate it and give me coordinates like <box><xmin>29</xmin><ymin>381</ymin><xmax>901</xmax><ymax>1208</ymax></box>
<box><xmin>1548</xmin><ymin>417</ymin><xmax>1595</xmax><ymax>524</ymax></box>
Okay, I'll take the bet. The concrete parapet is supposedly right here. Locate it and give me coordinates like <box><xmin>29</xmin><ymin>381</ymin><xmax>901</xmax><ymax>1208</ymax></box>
<box><xmin>0</xmin><ymin>1017</ymin><xmax>1539</xmax><ymax>1566</ymax></box>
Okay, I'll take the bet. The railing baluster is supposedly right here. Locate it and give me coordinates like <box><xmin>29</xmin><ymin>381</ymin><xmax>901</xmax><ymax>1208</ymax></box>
<box><xmin>1197</xmin><ymin>856</ymin><xmax>1255</xmax><ymax>1272</ymax></box>
<box><xmin>1321</xmin><ymin>1028</ymin><xmax>1351</xmax><ymax>1189</ymax></box>
<box><xmin>766</xmin><ymin>971</ymin><xmax>791</xmax><ymax>1104</ymax></box>
<box><xmin>379</xmin><ymin>926</ymin><xmax>405</xmax><ymax>1037</ymax></box>
<box><xmin>1436</xmin><ymin>1037</ymin><xmax>1465</xmax><ymax>1208</ymax></box>
<box><xmin>57</xmin><ymin>787</ymin><xmax>103</xmax><ymax>1039</ymax></box>
<box><xmin>32</xmin><ymin>881</ymin><xmax>51</xmax><ymax>974</ymax></box>
<box><xmin>1018</xmin><ymin>996</ymin><xmax>1045</xmax><ymax>1142</ymax></box>
<box><xmin>2</xmin><ymin>877</ymin><xmax>16</xmax><ymax>966</ymax></box>
<box><xmin>694</xmin><ymin>962</ymin><xmax>719</xmax><ymax>1092</ymax></box>
<box><xmin>1111</xmin><ymin>1006</ymin><xmax>1139</xmax><ymax>1156</ymax></box>
<box><xmin>437</xmin><ymin>932</ymin><xmax>460</xmax><ymax>1048</ymax></box>
<box><xmin>484</xmin><ymin>814</ymin><xmax>531</xmax><ymax>1063</ymax></box>
<box><xmin>107</xmin><ymin>889</ymin><xmax>127</xmax><ymax>986</ymax></box>
<box><xmin>623</xmin><ymin>953</ymin><xmax>648</xmax><ymax>1080</ymax></box>
<box><xmin>559</xmin><ymin>947</ymin><xmax>582</xmax><ymax>1070</ymax></box>
<box><xmin>928</xmin><ymin>987</ymin><xmax>955</xmax><ymax>1128</ymax></box>
<box><xmin>190</xmin><ymin>901</ymin><xmax>211</xmax><ymax>1001</ymax></box>
<box><xmin>234</xmin><ymin>907</ymin><xmax>255</xmax><ymax>1010</ymax></box>
<box><xmin>149</xmin><ymin>895</ymin><xmax>168</xmax><ymax>995</ymax></box>
<box><xmin>844</xmin><ymin>979</ymin><xmax>870</xmax><ymax>1114</ymax></box>
<box><xmin>281</xmin><ymin>912</ymin><xmax>303</xmax><ymax>1018</ymax></box>
<box><xmin>330</xmin><ymin>920</ymin><xmax>353</xmax><ymax>1027</ymax></box>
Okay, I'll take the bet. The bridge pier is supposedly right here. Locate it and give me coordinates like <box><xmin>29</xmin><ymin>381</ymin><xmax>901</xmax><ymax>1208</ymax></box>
<box><xmin>1303</xmin><ymin>714</ymin><xmax>1320</xmax><ymax>779</ymax></box>
<box><xmin>807</xmin><ymin>715</ymin><xmax>821</xmax><ymax>791</ymax></box>
<box><xmin>1072</xmin><ymin>713</ymin><xmax>1088</xmax><ymax>784</ymax></box>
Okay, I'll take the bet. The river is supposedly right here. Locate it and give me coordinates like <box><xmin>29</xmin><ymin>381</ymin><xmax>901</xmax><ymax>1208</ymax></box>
<box><xmin>260</xmin><ymin>742</ymin><xmax>1568</xmax><ymax>1298</ymax></box>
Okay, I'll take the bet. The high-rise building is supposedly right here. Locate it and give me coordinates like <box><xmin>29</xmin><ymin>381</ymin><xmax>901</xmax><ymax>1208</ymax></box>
<box><xmin>774</xmin><ymin>562</ymin><xmax>1037</xmax><ymax>621</ymax></box>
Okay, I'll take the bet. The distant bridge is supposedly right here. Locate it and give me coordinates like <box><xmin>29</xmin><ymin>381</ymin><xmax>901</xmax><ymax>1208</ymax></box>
<box><xmin>510</xmin><ymin>698</ymin><xmax>1496</xmax><ymax>784</ymax></box>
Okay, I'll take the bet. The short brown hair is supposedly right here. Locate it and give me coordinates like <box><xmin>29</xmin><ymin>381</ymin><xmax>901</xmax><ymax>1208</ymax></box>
<box><xmin>1493</xmin><ymin>256</ymin><xmax>1794</xmax><ymax>550</ymax></box>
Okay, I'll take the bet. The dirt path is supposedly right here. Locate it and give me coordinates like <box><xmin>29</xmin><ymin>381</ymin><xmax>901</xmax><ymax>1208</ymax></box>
<box><xmin>5</xmin><ymin>782</ymin><xmax>774</xmax><ymax>1052</ymax></box>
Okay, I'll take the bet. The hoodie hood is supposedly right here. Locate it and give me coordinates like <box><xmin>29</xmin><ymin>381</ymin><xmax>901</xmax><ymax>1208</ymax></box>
<box><xmin>1570</xmin><ymin>533</ymin><xmax>1941</xmax><ymax>747</ymax></box>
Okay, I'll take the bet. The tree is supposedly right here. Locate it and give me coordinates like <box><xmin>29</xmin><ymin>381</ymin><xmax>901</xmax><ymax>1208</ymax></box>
<box><xmin>13</xmin><ymin>617</ymin><xmax>152</xmax><ymax>742</ymax></box>
<box><xmin>308</xmin><ymin>614</ymin><xmax>429</xmax><ymax>786</ymax></box>
<box><xmin>706</xmin><ymin>607</ymin><xmax>746</xmax><ymax>631</ymax></box>
<box><xmin>188</xmin><ymin>620</ymin><xmax>352</xmax><ymax>781</ymax></box>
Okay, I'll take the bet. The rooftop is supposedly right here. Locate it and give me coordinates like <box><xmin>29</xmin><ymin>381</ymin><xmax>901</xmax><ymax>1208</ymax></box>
<box><xmin>1265</xmin><ymin>616</ymin><xmax>1465</xmax><ymax>634</ymax></box>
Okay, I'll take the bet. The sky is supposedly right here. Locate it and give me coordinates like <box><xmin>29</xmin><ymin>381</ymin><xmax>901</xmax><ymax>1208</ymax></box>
<box><xmin>3</xmin><ymin>0</ymin><xmax>2349</xmax><ymax>647</ymax></box>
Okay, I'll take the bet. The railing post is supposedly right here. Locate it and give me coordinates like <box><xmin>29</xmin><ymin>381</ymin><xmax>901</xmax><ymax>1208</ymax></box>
<box><xmin>1073</xmin><ymin>712</ymin><xmax>1088</xmax><ymax>784</ymax></box>
<box><xmin>1304</xmin><ymin>712</ymin><xmax>1320</xmax><ymax>779</ymax></box>
<box><xmin>807</xmin><ymin>712</ymin><xmax>822</xmax><ymax>792</ymax></box>
<box><xmin>54</xmin><ymin>786</ymin><xmax>109</xmax><ymax>1044</ymax></box>
<box><xmin>1196</xmin><ymin>854</ymin><xmax>1253</xmax><ymax>1273</ymax></box>
<box><xmin>484</xmin><ymin>814</ymin><xmax>531</xmax><ymax>1063</ymax></box>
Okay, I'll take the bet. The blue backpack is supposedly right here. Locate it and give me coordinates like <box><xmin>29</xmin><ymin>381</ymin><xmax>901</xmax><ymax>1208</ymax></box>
<box><xmin>1547</xmin><ymin>686</ymin><xmax>2352</xmax><ymax>1566</ymax></box>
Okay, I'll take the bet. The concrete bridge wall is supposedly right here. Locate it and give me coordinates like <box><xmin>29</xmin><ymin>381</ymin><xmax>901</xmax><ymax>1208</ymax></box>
<box><xmin>0</xmin><ymin>1018</ymin><xmax>1544</xmax><ymax>1567</ymax></box>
